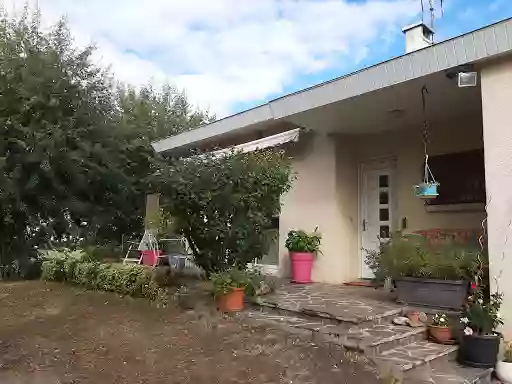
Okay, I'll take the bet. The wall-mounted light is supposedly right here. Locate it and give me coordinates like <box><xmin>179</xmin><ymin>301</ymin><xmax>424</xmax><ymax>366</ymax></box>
<box><xmin>458</xmin><ymin>71</ymin><xmax>478</xmax><ymax>87</ymax></box>
<box><xmin>445</xmin><ymin>64</ymin><xmax>478</xmax><ymax>87</ymax></box>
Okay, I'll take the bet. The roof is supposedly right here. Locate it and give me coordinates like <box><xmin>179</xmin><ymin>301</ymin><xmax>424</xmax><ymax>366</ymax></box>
<box><xmin>152</xmin><ymin>17</ymin><xmax>512</xmax><ymax>154</ymax></box>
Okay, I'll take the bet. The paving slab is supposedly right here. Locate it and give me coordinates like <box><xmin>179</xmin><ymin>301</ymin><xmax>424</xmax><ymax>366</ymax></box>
<box><xmin>256</xmin><ymin>283</ymin><xmax>404</xmax><ymax>323</ymax></box>
<box><xmin>429</xmin><ymin>362</ymin><xmax>492</xmax><ymax>384</ymax></box>
<box><xmin>372</xmin><ymin>341</ymin><xmax>458</xmax><ymax>372</ymax></box>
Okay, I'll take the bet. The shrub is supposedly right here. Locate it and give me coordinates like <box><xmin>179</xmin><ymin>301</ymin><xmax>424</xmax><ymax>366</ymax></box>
<box><xmin>366</xmin><ymin>233</ymin><xmax>482</xmax><ymax>282</ymax></box>
<box><xmin>40</xmin><ymin>248</ymin><xmax>161</xmax><ymax>300</ymax></box>
<box><xmin>285</xmin><ymin>228</ymin><xmax>321</xmax><ymax>254</ymax></box>
<box><xmin>82</xmin><ymin>244</ymin><xmax>124</xmax><ymax>262</ymax></box>
<box><xmin>244</xmin><ymin>267</ymin><xmax>276</xmax><ymax>297</ymax></box>
<box><xmin>41</xmin><ymin>259</ymin><xmax>66</xmax><ymax>282</ymax></box>
<box><xmin>157</xmin><ymin>149</ymin><xmax>292</xmax><ymax>274</ymax></box>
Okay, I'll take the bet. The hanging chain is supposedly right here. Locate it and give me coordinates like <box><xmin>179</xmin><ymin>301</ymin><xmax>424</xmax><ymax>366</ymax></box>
<box><xmin>421</xmin><ymin>85</ymin><xmax>430</xmax><ymax>157</ymax></box>
<box><xmin>421</xmin><ymin>85</ymin><xmax>437</xmax><ymax>184</ymax></box>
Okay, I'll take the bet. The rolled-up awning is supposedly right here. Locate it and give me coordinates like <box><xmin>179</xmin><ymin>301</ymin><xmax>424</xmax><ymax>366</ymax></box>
<box><xmin>212</xmin><ymin>128</ymin><xmax>301</xmax><ymax>156</ymax></box>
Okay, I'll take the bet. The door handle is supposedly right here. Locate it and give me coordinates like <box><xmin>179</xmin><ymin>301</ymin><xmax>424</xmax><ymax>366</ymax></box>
<box><xmin>362</xmin><ymin>219</ymin><xmax>367</xmax><ymax>231</ymax></box>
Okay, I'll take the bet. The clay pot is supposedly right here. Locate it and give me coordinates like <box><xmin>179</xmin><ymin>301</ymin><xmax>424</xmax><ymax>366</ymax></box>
<box><xmin>428</xmin><ymin>325</ymin><xmax>453</xmax><ymax>344</ymax></box>
<box><xmin>217</xmin><ymin>287</ymin><xmax>245</xmax><ymax>312</ymax></box>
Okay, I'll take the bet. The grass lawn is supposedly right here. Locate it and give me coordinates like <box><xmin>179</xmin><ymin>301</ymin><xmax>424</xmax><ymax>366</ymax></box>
<box><xmin>0</xmin><ymin>281</ymin><xmax>380</xmax><ymax>384</ymax></box>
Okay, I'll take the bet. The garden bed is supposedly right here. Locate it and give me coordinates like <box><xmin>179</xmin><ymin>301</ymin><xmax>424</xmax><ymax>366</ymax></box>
<box><xmin>0</xmin><ymin>281</ymin><xmax>380</xmax><ymax>384</ymax></box>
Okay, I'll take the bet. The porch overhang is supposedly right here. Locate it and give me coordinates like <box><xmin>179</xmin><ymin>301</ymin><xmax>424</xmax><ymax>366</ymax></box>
<box><xmin>152</xmin><ymin>17</ymin><xmax>512</xmax><ymax>155</ymax></box>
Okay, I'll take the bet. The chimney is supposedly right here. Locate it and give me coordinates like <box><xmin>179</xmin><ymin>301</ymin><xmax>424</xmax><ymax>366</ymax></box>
<box><xmin>402</xmin><ymin>22</ymin><xmax>434</xmax><ymax>53</ymax></box>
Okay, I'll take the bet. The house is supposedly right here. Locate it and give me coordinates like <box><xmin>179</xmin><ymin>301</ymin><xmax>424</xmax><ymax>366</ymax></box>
<box><xmin>152</xmin><ymin>18</ymin><xmax>512</xmax><ymax>333</ymax></box>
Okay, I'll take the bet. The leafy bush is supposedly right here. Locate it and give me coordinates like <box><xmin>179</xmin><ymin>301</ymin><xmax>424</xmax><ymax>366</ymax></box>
<box><xmin>82</xmin><ymin>244</ymin><xmax>124</xmax><ymax>262</ymax></box>
<box><xmin>366</xmin><ymin>233</ymin><xmax>482</xmax><ymax>281</ymax></box>
<box><xmin>157</xmin><ymin>149</ymin><xmax>292</xmax><ymax>274</ymax></box>
<box><xmin>285</xmin><ymin>228</ymin><xmax>321</xmax><ymax>254</ymax></box>
<box><xmin>244</xmin><ymin>267</ymin><xmax>276</xmax><ymax>297</ymax></box>
<box><xmin>210</xmin><ymin>268</ymin><xmax>251</xmax><ymax>298</ymax></box>
<box><xmin>0</xmin><ymin>256</ymin><xmax>42</xmax><ymax>280</ymax></box>
<box><xmin>40</xmin><ymin>248</ymin><xmax>162</xmax><ymax>300</ymax></box>
<box><xmin>41</xmin><ymin>258</ymin><xmax>67</xmax><ymax>282</ymax></box>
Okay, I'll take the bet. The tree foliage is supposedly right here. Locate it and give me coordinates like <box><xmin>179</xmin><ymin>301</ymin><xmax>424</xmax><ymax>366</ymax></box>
<box><xmin>0</xmin><ymin>10</ymin><xmax>211</xmax><ymax>265</ymax></box>
<box><xmin>157</xmin><ymin>150</ymin><xmax>293</xmax><ymax>274</ymax></box>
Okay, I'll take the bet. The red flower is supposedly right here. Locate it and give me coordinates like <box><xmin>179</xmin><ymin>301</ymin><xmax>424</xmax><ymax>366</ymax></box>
<box><xmin>471</xmin><ymin>282</ymin><xmax>478</xmax><ymax>290</ymax></box>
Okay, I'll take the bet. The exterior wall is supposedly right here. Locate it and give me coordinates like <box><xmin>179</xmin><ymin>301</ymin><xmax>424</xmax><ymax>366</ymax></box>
<box><xmin>279</xmin><ymin>132</ymin><xmax>356</xmax><ymax>284</ymax></box>
<box><xmin>481</xmin><ymin>58</ymin><xmax>512</xmax><ymax>338</ymax></box>
<box><xmin>279</xmin><ymin>114</ymin><xmax>485</xmax><ymax>283</ymax></box>
<box><xmin>351</xmin><ymin>115</ymin><xmax>485</xmax><ymax>234</ymax></box>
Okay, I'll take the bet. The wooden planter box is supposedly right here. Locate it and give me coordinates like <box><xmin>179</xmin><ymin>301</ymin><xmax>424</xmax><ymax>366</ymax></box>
<box><xmin>395</xmin><ymin>277</ymin><xmax>468</xmax><ymax>310</ymax></box>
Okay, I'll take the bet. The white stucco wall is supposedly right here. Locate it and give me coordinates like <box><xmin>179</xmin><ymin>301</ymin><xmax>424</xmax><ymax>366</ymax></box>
<box><xmin>279</xmin><ymin>114</ymin><xmax>485</xmax><ymax>284</ymax></box>
<box><xmin>279</xmin><ymin>132</ymin><xmax>356</xmax><ymax>284</ymax></box>
<box><xmin>351</xmin><ymin>117</ymin><xmax>485</xmax><ymax>233</ymax></box>
<box><xmin>481</xmin><ymin>58</ymin><xmax>512</xmax><ymax>338</ymax></box>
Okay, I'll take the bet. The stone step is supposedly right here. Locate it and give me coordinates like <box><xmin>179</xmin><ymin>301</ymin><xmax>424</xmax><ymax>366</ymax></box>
<box><xmin>382</xmin><ymin>360</ymin><xmax>492</xmax><ymax>383</ymax></box>
<box><xmin>253</xmin><ymin>295</ymin><xmax>404</xmax><ymax>328</ymax></box>
<box><xmin>325</xmin><ymin>323</ymin><xmax>427</xmax><ymax>355</ymax></box>
<box><xmin>245</xmin><ymin>307</ymin><xmax>426</xmax><ymax>354</ymax></box>
<box><xmin>371</xmin><ymin>340</ymin><xmax>459</xmax><ymax>378</ymax></box>
<box><xmin>428</xmin><ymin>361</ymin><xmax>492</xmax><ymax>384</ymax></box>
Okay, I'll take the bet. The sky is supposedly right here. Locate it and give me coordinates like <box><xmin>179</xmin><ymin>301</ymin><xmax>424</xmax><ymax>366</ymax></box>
<box><xmin>1</xmin><ymin>0</ymin><xmax>511</xmax><ymax>117</ymax></box>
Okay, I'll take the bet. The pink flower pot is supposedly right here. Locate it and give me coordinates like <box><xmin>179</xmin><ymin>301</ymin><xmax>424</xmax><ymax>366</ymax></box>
<box><xmin>290</xmin><ymin>252</ymin><xmax>314</xmax><ymax>283</ymax></box>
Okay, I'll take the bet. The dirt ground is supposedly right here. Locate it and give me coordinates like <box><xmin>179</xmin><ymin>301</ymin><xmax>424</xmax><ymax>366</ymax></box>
<box><xmin>0</xmin><ymin>281</ymin><xmax>381</xmax><ymax>384</ymax></box>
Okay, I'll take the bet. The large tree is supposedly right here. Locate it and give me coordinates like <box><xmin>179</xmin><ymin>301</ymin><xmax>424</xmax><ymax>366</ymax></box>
<box><xmin>0</xmin><ymin>10</ymin><xmax>210</xmax><ymax>265</ymax></box>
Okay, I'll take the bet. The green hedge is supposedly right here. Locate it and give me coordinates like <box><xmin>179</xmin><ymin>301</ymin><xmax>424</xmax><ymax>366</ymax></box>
<box><xmin>40</xmin><ymin>249</ymin><xmax>161</xmax><ymax>300</ymax></box>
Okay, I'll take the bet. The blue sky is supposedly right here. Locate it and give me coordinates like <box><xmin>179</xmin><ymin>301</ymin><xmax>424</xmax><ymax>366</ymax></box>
<box><xmin>233</xmin><ymin>0</ymin><xmax>512</xmax><ymax>113</ymax></box>
<box><xmin>2</xmin><ymin>0</ymin><xmax>511</xmax><ymax>117</ymax></box>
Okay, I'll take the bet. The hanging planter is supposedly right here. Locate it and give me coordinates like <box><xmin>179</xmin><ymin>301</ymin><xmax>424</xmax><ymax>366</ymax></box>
<box><xmin>414</xmin><ymin>181</ymin><xmax>439</xmax><ymax>199</ymax></box>
<box><xmin>415</xmin><ymin>153</ymin><xmax>439</xmax><ymax>200</ymax></box>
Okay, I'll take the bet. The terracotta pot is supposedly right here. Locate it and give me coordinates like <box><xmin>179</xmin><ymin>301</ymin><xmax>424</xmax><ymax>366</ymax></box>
<box><xmin>429</xmin><ymin>325</ymin><xmax>453</xmax><ymax>344</ymax></box>
<box><xmin>217</xmin><ymin>287</ymin><xmax>245</xmax><ymax>312</ymax></box>
<box><xmin>290</xmin><ymin>252</ymin><xmax>314</xmax><ymax>284</ymax></box>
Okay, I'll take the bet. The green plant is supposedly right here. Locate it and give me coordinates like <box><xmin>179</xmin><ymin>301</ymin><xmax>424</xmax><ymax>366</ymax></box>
<box><xmin>210</xmin><ymin>268</ymin><xmax>250</xmax><ymax>298</ymax></box>
<box><xmin>0</xmin><ymin>10</ymin><xmax>211</xmax><ymax>269</ymax></box>
<box><xmin>40</xmin><ymin>248</ymin><xmax>161</xmax><ymax>300</ymax></box>
<box><xmin>503</xmin><ymin>341</ymin><xmax>512</xmax><ymax>363</ymax></box>
<box><xmin>365</xmin><ymin>233</ymin><xmax>482</xmax><ymax>281</ymax></box>
<box><xmin>244</xmin><ymin>267</ymin><xmax>275</xmax><ymax>297</ymax></box>
<box><xmin>431</xmin><ymin>313</ymin><xmax>449</xmax><ymax>327</ymax></box>
<box><xmin>285</xmin><ymin>228</ymin><xmax>321</xmax><ymax>254</ymax></box>
<box><xmin>460</xmin><ymin>287</ymin><xmax>503</xmax><ymax>336</ymax></box>
<box><xmin>157</xmin><ymin>149</ymin><xmax>292</xmax><ymax>274</ymax></box>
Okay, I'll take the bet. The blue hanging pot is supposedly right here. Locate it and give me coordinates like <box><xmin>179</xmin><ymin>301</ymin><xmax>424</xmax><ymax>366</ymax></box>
<box><xmin>414</xmin><ymin>182</ymin><xmax>439</xmax><ymax>199</ymax></box>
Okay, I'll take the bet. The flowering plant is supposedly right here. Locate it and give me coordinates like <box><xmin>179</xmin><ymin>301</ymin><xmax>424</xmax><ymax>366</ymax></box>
<box><xmin>431</xmin><ymin>313</ymin><xmax>449</xmax><ymax>327</ymax></box>
<box><xmin>460</xmin><ymin>284</ymin><xmax>503</xmax><ymax>336</ymax></box>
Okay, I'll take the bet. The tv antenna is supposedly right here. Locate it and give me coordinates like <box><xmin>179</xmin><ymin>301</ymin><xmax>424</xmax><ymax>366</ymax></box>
<box><xmin>421</xmin><ymin>0</ymin><xmax>444</xmax><ymax>32</ymax></box>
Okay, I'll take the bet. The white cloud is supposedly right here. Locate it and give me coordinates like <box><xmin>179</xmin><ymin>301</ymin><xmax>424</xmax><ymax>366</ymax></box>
<box><xmin>0</xmin><ymin>0</ymin><xmax>419</xmax><ymax>116</ymax></box>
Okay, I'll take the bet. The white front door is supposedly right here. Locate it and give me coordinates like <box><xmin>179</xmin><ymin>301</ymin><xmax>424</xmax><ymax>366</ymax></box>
<box><xmin>360</xmin><ymin>164</ymin><xmax>395</xmax><ymax>279</ymax></box>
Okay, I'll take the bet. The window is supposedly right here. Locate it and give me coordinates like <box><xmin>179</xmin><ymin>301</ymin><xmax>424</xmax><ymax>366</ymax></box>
<box><xmin>425</xmin><ymin>149</ymin><xmax>485</xmax><ymax>206</ymax></box>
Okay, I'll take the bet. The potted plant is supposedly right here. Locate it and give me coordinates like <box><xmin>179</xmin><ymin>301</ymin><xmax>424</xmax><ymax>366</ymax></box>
<box><xmin>458</xmin><ymin>287</ymin><xmax>503</xmax><ymax>368</ymax></box>
<box><xmin>365</xmin><ymin>233</ymin><xmax>481</xmax><ymax>310</ymax></box>
<box><xmin>496</xmin><ymin>341</ymin><xmax>512</xmax><ymax>383</ymax></box>
<box><xmin>285</xmin><ymin>228</ymin><xmax>321</xmax><ymax>284</ymax></box>
<box><xmin>428</xmin><ymin>313</ymin><xmax>454</xmax><ymax>344</ymax></box>
<box><xmin>210</xmin><ymin>268</ymin><xmax>249</xmax><ymax>312</ymax></box>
